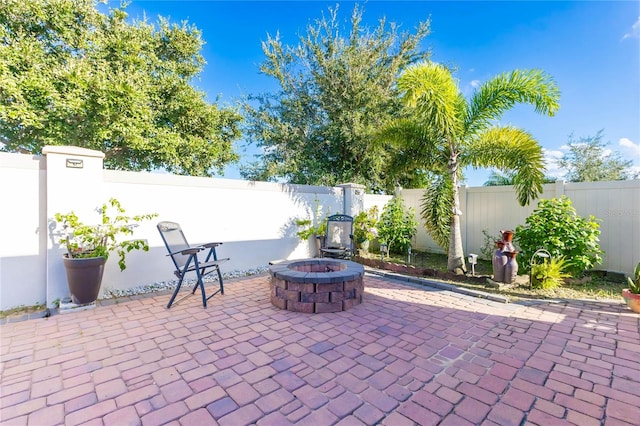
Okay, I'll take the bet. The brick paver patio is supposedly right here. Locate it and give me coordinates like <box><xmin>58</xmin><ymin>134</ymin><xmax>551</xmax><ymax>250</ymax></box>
<box><xmin>1</xmin><ymin>273</ymin><xmax>638</xmax><ymax>425</ymax></box>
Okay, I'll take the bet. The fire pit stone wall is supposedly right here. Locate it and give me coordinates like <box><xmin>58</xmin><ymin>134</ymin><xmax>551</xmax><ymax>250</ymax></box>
<box><xmin>269</xmin><ymin>259</ymin><xmax>365</xmax><ymax>313</ymax></box>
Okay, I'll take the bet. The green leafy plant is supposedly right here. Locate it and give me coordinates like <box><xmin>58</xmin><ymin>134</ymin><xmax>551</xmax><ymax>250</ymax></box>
<box><xmin>55</xmin><ymin>198</ymin><xmax>158</xmax><ymax>271</ymax></box>
<box><xmin>530</xmin><ymin>256</ymin><xmax>572</xmax><ymax>290</ymax></box>
<box><xmin>353</xmin><ymin>206</ymin><xmax>379</xmax><ymax>243</ymax></box>
<box><xmin>294</xmin><ymin>199</ymin><xmax>328</xmax><ymax>240</ymax></box>
<box><xmin>515</xmin><ymin>196</ymin><xmax>603</xmax><ymax>275</ymax></box>
<box><xmin>480</xmin><ymin>229</ymin><xmax>502</xmax><ymax>261</ymax></box>
<box><xmin>377</xmin><ymin>197</ymin><xmax>417</xmax><ymax>254</ymax></box>
<box><xmin>294</xmin><ymin>218</ymin><xmax>326</xmax><ymax>240</ymax></box>
<box><xmin>627</xmin><ymin>261</ymin><xmax>640</xmax><ymax>294</ymax></box>
<box><xmin>1</xmin><ymin>1</ymin><xmax>241</xmax><ymax>175</ymax></box>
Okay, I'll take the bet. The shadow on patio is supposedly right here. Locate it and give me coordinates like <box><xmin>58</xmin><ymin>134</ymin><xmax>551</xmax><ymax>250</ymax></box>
<box><xmin>1</xmin><ymin>273</ymin><xmax>638</xmax><ymax>425</ymax></box>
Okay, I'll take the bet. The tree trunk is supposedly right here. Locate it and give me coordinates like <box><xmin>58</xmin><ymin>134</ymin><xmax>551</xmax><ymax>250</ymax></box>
<box><xmin>447</xmin><ymin>154</ymin><xmax>467</xmax><ymax>274</ymax></box>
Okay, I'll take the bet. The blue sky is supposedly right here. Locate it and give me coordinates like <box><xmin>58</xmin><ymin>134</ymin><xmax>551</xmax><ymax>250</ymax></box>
<box><xmin>123</xmin><ymin>1</ymin><xmax>640</xmax><ymax>186</ymax></box>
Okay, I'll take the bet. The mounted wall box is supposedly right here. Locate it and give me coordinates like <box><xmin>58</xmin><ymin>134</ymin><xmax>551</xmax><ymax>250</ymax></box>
<box><xmin>66</xmin><ymin>158</ymin><xmax>83</xmax><ymax>168</ymax></box>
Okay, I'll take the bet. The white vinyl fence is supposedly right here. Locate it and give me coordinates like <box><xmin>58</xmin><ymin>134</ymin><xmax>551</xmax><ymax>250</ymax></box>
<box><xmin>0</xmin><ymin>147</ymin><xmax>638</xmax><ymax>311</ymax></box>
<box><xmin>401</xmin><ymin>180</ymin><xmax>640</xmax><ymax>276</ymax></box>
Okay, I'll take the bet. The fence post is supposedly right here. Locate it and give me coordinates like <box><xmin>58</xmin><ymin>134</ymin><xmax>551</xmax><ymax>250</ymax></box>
<box><xmin>337</xmin><ymin>183</ymin><xmax>365</xmax><ymax>217</ymax></box>
<box><xmin>43</xmin><ymin>146</ymin><xmax>106</xmax><ymax>309</ymax></box>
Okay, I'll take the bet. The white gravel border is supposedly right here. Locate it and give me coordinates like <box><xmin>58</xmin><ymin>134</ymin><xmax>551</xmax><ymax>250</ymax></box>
<box><xmin>101</xmin><ymin>266</ymin><xmax>270</xmax><ymax>299</ymax></box>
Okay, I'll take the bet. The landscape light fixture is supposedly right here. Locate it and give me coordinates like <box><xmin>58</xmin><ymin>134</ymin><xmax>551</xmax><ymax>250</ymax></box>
<box><xmin>468</xmin><ymin>253</ymin><xmax>478</xmax><ymax>276</ymax></box>
<box><xmin>380</xmin><ymin>243</ymin><xmax>388</xmax><ymax>261</ymax></box>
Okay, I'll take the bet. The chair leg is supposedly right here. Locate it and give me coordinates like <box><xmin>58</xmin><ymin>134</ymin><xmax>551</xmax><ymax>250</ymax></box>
<box><xmin>167</xmin><ymin>276</ymin><xmax>185</xmax><ymax>308</ymax></box>
<box><xmin>216</xmin><ymin>267</ymin><xmax>224</xmax><ymax>295</ymax></box>
<box><xmin>192</xmin><ymin>259</ymin><xmax>207</xmax><ymax>308</ymax></box>
<box><xmin>168</xmin><ymin>255</ymin><xmax>195</xmax><ymax>309</ymax></box>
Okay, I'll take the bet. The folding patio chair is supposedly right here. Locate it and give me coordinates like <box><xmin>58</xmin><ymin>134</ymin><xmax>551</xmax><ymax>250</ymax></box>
<box><xmin>319</xmin><ymin>214</ymin><xmax>354</xmax><ymax>259</ymax></box>
<box><xmin>157</xmin><ymin>221</ymin><xmax>229</xmax><ymax>308</ymax></box>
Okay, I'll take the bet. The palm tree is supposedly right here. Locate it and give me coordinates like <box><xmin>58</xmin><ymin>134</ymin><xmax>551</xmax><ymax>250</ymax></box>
<box><xmin>380</xmin><ymin>62</ymin><xmax>560</xmax><ymax>273</ymax></box>
<box><xmin>484</xmin><ymin>170</ymin><xmax>558</xmax><ymax>186</ymax></box>
<box><xmin>483</xmin><ymin>170</ymin><xmax>516</xmax><ymax>186</ymax></box>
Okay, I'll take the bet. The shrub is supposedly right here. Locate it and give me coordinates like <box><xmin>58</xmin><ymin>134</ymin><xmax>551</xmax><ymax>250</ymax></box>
<box><xmin>628</xmin><ymin>261</ymin><xmax>640</xmax><ymax>294</ymax></box>
<box><xmin>377</xmin><ymin>197</ymin><xmax>417</xmax><ymax>254</ymax></box>
<box><xmin>480</xmin><ymin>228</ymin><xmax>502</xmax><ymax>260</ymax></box>
<box><xmin>354</xmin><ymin>206</ymin><xmax>379</xmax><ymax>243</ymax></box>
<box><xmin>530</xmin><ymin>256</ymin><xmax>572</xmax><ymax>289</ymax></box>
<box><xmin>515</xmin><ymin>196</ymin><xmax>603</xmax><ymax>274</ymax></box>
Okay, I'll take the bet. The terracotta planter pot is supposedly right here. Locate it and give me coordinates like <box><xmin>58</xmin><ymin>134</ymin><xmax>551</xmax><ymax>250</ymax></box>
<box><xmin>501</xmin><ymin>230</ymin><xmax>514</xmax><ymax>242</ymax></box>
<box><xmin>622</xmin><ymin>289</ymin><xmax>640</xmax><ymax>313</ymax></box>
<box><xmin>63</xmin><ymin>255</ymin><xmax>106</xmax><ymax>304</ymax></box>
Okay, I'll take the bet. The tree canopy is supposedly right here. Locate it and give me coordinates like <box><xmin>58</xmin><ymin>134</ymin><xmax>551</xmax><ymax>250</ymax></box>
<box><xmin>557</xmin><ymin>130</ymin><xmax>636</xmax><ymax>182</ymax></box>
<box><xmin>240</xmin><ymin>4</ymin><xmax>430</xmax><ymax>192</ymax></box>
<box><xmin>0</xmin><ymin>0</ymin><xmax>241</xmax><ymax>176</ymax></box>
<box><xmin>380</xmin><ymin>62</ymin><xmax>560</xmax><ymax>272</ymax></box>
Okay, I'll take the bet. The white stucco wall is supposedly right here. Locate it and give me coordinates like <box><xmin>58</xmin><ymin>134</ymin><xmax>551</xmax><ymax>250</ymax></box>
<box><xmin>0</xmin><ymin>148</ymin><xmax>638</xmax><ymax>311</ymax></box>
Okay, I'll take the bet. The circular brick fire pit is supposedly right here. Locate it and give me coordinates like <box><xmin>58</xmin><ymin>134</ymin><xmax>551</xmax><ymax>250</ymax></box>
<box><xmin>269</xmin><ymin>259</ymin><xmax>365</xmax><ymax>313</ymax></box>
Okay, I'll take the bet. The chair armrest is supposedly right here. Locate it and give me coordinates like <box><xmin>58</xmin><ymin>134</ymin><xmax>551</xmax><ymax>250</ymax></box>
<box><xmin>202</xmin><ymin>242</ymin><xmax>223</xmax><ymax>248</ymax></box>
<box><xmin>167</xmin><ymin>247</ymin><xmax>202</xmax><ymax>256</ymax></box>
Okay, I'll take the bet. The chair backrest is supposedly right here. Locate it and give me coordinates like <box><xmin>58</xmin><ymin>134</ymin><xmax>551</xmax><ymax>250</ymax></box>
<box><xmin>324</xmin><ymin>214</ymin><xmax>353</xmax><ymax>249</ymax></box>
<box><xmin>157</xmin><ymin>221</ymin><xmax>191</xmax><ymax>270</ymax></box>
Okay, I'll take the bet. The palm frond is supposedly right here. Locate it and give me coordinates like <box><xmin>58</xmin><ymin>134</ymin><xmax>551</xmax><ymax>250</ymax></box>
<box><xmin>465</xmin><ymin>69</ymin><xmax>560</xmax><ymax>137</ymax></box>
<box><xmin>397</xmin><ymin>62</ymin><xmax>464</xmax><ymax>141</ymax></box>
<box><xmin>483</xmin><ymin>170</ymin><xmax>515</xmax><ymax>186</ymax></box>
<box><xmin>465</xmin><ymin>126</ymin><xmax>545</xmax><ymax>205</ymax></box>
<box><xmin>376</xmin><ymin>118</ymin><xmax>449</xmax><ymax>186</ymax></box>
<box><xmin>420</xmin><ymin>175</ymin><xmax>453</xmax><ymax>250</ymax></box>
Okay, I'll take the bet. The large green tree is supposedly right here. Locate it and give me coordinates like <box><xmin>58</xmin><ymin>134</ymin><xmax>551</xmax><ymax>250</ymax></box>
<box><xmin>558</xmin><ymin>130</ymin><xmax>636</xmax><ymax>182</ymax></box>
<box><xmin>380</xmin><ymin>62</ymin><xmax>560</xmax><ymax>273</ymax></box>
<box><xmin>0</xmin><ymin>0</ymin><xmax>241</xmax><ymax>176</ymax></box>
<box><xmin>241</xmin><ymin>5</ymin><xmax>430</xmax><ymax>192</ymax></box>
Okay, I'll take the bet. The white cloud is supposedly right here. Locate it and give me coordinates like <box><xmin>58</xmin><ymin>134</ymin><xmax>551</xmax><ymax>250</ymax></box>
<box><xmin>628</xmin><ymin>165</ymin><xmax>640</xmax><ymax>178</ymax></box>
<box><xmin>462</xmin><ymin>79</ymin><xmax>482</xmax><ymax>96</ymax></box>
<box><xmin>544</xmin><ymin>149</ymin><xmax>565</xmax><ymax>160</ymax></box>
<box><xmin>619</xmin><ymin>137</ymin><xmax>640</xmax><ymax>160</ymax></box>
<box><xmin>542</xmin><ymin>148</ymin><xmax>566</xmax><ymax>179</ymax></box>
<box><xmin>622</xmin><ymin>16</ymin><xmax>640</xmax><ymax>40</ymax></box>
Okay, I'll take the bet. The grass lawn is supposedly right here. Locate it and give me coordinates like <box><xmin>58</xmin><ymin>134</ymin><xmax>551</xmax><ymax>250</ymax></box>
<box><xmin>358</xmin><ymin>249</ymin><xmax>627</xmax><ymax>302</ymax></box>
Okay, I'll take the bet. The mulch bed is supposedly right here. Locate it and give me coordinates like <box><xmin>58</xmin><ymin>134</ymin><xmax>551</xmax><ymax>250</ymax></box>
<box><xmin>354</xmin><ymin>255</ymin><xmax>489</xmax><ymax>285</ymax></box>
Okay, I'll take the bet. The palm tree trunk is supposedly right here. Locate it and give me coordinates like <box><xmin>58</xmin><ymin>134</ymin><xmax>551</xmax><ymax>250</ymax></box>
<box><xmin>447</xmin><ymin>153</ymin><xmax>467</xmax><ymax>273</ymax></box>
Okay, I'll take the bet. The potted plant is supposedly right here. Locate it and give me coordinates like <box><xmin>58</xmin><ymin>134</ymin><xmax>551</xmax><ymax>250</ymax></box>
<box><xmin>530</xmin><ymin>256</ymin><xmax>571</xmax><ymax>289</ymax></box>
<box><xmin>353</xmin><ymin>206</ymin><xmax>379</xmax><ymax>253</ymax></box>
<box><xmin>295</xmin><ymin>218</ymin><xmax>326</xmax><ymax>257</ymax></box>
<box><xmin>55</xmin><ymin>198</ymin><xmax>157</xmax><ymax>304</ymax></box>
<box><xmin>294</xmin><ymin>199</ymin><xmax>328</xmax><ymax>257</ymax></box>
<box><xmin>622</xmin><ymin>261</ymin><xmax>640</xmax><ymax>313</ymax></box>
